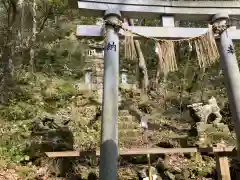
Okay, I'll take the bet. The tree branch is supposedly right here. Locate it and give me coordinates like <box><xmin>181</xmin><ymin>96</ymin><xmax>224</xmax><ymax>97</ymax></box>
<box><xmin>38</xmin><ymin>3</ymin><xmax>53</xmax><ymax>33</ymax></box>
<box><xmin>127</xmin><ymin>18</ymin><xmax>149</xmax><ymax>92</ymax></box>
<box><xmin>1</xmin><ymin>0</ymin><xmax>8</xmax><ymax>11</ymax></box>
<box><xmin>9</xmin><ymin>0</ymin><xmax>17</xmax><ymax>27</ymax></box>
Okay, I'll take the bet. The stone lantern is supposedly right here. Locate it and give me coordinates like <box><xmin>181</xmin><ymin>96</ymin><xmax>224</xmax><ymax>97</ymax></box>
<box><xmin>84</xmin><ymin>67</ymin><xmax>92</xmax><ymax>89</ymax></box>
<box><xmin>85</xmin><ymin>41</ymin><xmax>104</xmax><ymax>87</ymax></box>
<box><xmin>88</xmin><ymin>42</ymin><xmax>104</xmax><ymax>59</ymax></box>
<box><xmin>85</xmin><ymin>41</ymin><xmax>105</xmax><ymax>103</ymax></box>
<box><xmin>120</xmin><ymin>69</ymin><xmax>128</xmax><ymax>84</ymax></box>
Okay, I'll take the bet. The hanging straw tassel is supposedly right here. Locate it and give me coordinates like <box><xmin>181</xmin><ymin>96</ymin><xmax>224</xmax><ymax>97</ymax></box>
<box><xmin>193</xmin><ymin>25</ymin><xmax>219</xmax><ymax>69</ymax></box>
<box><xmin>207</xmin><ymin>24</ymin><xmax>219</xmax><ymax>61</ymax></box>
<box><xmin>156</xmin><ymin>42</ymin><xmax>164</xmax><ymax>73</ymax></box>
<box><xmin>124</xmin><ymin>33</ymin><xmax>137</xmax><ymax>60</ymax></box>
<box><xmin>156</xmin><ymin>40</ymin><xmax>178</xmax><ymax>76</ymax></box>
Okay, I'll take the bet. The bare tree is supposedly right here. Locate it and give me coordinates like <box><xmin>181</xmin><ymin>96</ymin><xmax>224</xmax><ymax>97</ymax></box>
<box><xmin>0</xmin><ymin>0</ymin><xmax>17</xmax><ymax>104</ymax></box>
<box><xmin>29</xmin><ymin>0</ymin><xmax>37</xmax><ymax>73</ymax></box>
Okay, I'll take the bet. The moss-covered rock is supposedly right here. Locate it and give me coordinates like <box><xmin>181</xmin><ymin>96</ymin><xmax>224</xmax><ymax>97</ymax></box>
<box><xmin>196</xmin><ymin>122</ymin><xmax>235</xmax><ymax>147</ymax></box>
<box><xmin>187</xmin><ymin>152</ymin><xmax>215</xmax><ymax>178</ymax></box>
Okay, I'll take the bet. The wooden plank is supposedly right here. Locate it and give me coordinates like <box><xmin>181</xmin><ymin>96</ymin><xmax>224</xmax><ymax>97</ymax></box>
<box><xmin>46</xmin><ymin>151</ymin><xmax>81</xmax><ymax>157</ymax></box>
<box><xmin>76</xmin><ymin>0</ymin><xmax>240</xmax><ymax>20</ymax></box>
<box><xmin>45</xmin><ymin>150</ymin><xmax>95</xmax><ymax>157</ymax></box>
<box><xmin>45</xmin><ymin>146</ymin><xmax>236</xmax><ymax>157</ymax></box>
<box><xmin>215</xmin><ymin>153</ymin><xmax>231</xmax><ymax>180</ymax></box>
<box><xmin>76</xmin><ymin>25</ymin><xmax>240</xmax><ymax>41</ymax></box>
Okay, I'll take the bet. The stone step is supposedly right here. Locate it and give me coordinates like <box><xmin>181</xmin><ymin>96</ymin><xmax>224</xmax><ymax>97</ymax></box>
<box><xmin>119</xmin><ymin>115</ymin><xmax>135</xmax><ymax>121</ymax></box>
<box><xmin>195</xmin><ymin>123</ymin><xmax>235</xmax><ymax>147</ymax></box>
<box><xmin>196</xmin><ymin>123</ymin><xmax>231</xmax><ymax>134</ymax></box>
<box><xmin>118</xmin><ymin>110</ymin><xmax>130</xmax><ymax>116</ymax></box>
<box><xmin>92</xmin><ymin>78</ymin><xmax>103</xmax><ymax>83</ymax></box>
<box><xmin>85</xmin><ymin>58</ymin><xmax>103</xmax><ymax>63</ymax></box>
<box><xmin>118</xmin><ymin>122</ymin><xmax>138</xmax><ymax>129</ymax></box>
<box><xmin>119</xmin><ymin>128</ymin><xmax>140</xmax><ymax>132</ymax></box>
<box><xmin>119</xmin><ymin>136</ymin><xmax>142</xmax><ymax>141</ymax></box>
<box><xmin>119</xmin><ymin>136</ymin><xmax>146</xmax><ymax>148</ymax></box>
<box><xmin>118</xmin><ymin>129</ymin><xmax>141</xmax><ymax>137</ymax></box>
<box><xmin>95</xmin><ymin>76</ymin><xmax>103</xmax><ymax>81</ymax></box>
<box><xmin>95</xmin><ymin>71</ymin><xmax>104</xmax><ymax>76</ymax></box>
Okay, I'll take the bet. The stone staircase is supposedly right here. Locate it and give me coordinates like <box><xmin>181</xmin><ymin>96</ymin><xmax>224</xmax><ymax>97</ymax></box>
<box><xmin>84</xmin><ymin>54</ymin><xmax>148</xmax><ymax>148</ymax></box>
<box><xmin>118</xmin><ymin>110</ymin><xmax>145</xmax><ymax>148</ymax></box>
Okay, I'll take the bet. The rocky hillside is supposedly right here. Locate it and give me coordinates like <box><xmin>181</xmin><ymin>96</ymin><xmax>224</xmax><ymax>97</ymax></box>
<box><xmin>0</xmin><ymin>68</ymin><xmax>237</xmax><ymax>180</ymax></box>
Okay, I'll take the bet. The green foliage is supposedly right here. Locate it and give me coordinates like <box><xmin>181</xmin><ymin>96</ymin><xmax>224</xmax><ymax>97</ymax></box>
<box><xmin>41</xmin><ymin>78</ymin><xmax>77</xmax><ymax>101</ymax></box>
<box><xmin>0</xmin><ymin>102</ymin><xmax>39</xmax><ymax>121</ymax></box>
<box><xmin>13</xmin><ymin>69</ymin><xmax>35</xmax><ymax>85</ymax></box>
<box><xmin>57</xmin><ymin>81</ymin><xmax>77</xmax><ymax>99</ymax></box>
<box><xmin>36</xmin><ymin>35</ymin><xmax>87</xmax><ymax>78</ymax></box>
<box><xmin>0</xmin><ymin>120</ymin><xmax>31</xmax><ymax>163</ymax></box>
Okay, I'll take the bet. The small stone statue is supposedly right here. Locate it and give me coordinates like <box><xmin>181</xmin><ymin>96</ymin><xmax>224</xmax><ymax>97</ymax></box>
<box><xmin>187</xmin><ymin>96</ymin><xmax>222</xmax><ymax>124</ymax></box>
<box><xmin>137</xmin><ymin>166</ymin><xmax>158</xmax><ymax>180</ymax></box>
<box><xmin>140</xmin><ymin>115</ymin><xmax>148</xmax><ymax>129</ymax></box>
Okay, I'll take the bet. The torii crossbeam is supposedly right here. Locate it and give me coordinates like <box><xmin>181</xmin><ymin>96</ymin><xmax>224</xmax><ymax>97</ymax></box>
<box><xmin>69</xmin><ymin>1</ymin><xmax>240</xmax><ymax>180</ymax></box>
<box><xmin>77</xmin><ymin>25</ymin><xmax>240</xmax><ymax>40</ymax></box>
<box><xmin>69</xmin><ymin>0</ymin><xmax>240</xmax><ymax>20</ymax></box>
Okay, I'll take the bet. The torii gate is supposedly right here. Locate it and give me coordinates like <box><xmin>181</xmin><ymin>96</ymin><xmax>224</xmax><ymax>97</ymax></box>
<box><xmin>68</xmin><ymin>0</ymin><xmax>240</xmax><ymax>179</ymax></box>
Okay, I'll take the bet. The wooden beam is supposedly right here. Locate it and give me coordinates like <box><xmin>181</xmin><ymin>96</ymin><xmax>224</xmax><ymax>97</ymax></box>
<box><xmin>46</xmin><ymin>151</ymin><xmax>80</xmax><ymax>157</ymax></box>
<box><xmin>76</xmin><ymin>0</ymin><xmax>240</xmax><ymax>20</ymax></box>
<box><xmin>78</xmin><ymin>0</ymin><xmax>240</xmax><ymax>7</ymax></box>
<box><xmin>45</xmin><ymin>146</ymin><xmax>236</xmax><ymax>157</ymax></box>
<box><xmin>76</xmin><ymin>25</ymin><xmax>240</xmax><ymax>41</ymax></box>
<box><xmin>215</xmin><ymin>153</ymin><xmax>231</xmax><ymax>180</ymax></box>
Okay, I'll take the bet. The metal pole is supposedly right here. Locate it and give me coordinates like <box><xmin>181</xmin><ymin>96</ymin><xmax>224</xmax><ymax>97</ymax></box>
<box><xmin>99</xmin><ymin>9</ymin><xmax>121</xmax><ymax>180</ymax></box>
<box><xmin>212</xmin><ymin>13</ymin><xmax>240</xmax><ymax>154</ymax></box>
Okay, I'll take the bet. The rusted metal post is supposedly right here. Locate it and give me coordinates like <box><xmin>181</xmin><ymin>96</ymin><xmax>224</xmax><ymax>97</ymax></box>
<box><xmin>212</xmin><ymin>12</ymin><xmax>240</xmax><ymax>154</ymax></box>
<box><xmin>99</xmin><ymin>9</ymin><xmax>121</xmax><ymax>180</ymax></box>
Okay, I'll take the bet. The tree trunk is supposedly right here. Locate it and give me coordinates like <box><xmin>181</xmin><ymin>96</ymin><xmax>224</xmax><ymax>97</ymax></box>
<box><xmin>30</xmin><ymin>0</ymin><xmax>37</xmax><ymax>73</ymax></box>
<box><xmin>0</xmin><ymin>0</ymin><xmax>16</xmax><ymax>104</ymax></box>
<box><xmin>18</xmin><ymin>0</ymin><xmax>25</xmax><ymax>46</ymax></box>
<box><xmin>127</xmin><ymin>19</ymin><xmax>149</xmax><ymax>92</ymax></box>
<box><xmin>0</xmin><ymin>46</ymin><xmax>13</xmax><ymax>104</ymax></box>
